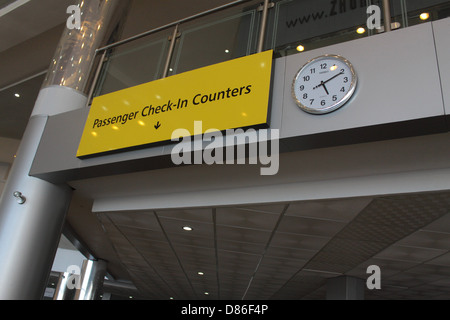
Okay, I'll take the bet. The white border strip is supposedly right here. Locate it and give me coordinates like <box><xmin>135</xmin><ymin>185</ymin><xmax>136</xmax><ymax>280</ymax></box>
<box><xmin>92</xmin><ymin>168</ymin><xmax>450</xmax><ymax>213</ymax></box>
<box><xmin>0</xmin><ymin>0</ymin><xmax>30</xmax><ymax>18</ymax></box>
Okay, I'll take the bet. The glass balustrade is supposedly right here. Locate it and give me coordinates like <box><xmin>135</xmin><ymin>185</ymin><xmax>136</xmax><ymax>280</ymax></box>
<box><xmin>93</xmin><ymin>31</ymin><xmax>172</xmax><ymax>96</ymax></box>
<box><xmin>168</xmin><ymin>1</ymin><xmax>261</xmax><ymax>76</ymax></box>
<box><xmin>91</xmin><ymin>0</ymin><xmax>450</xmax><ymax>100</ymax></box>
<box><xmin>390</xmin><ymin>0</ymin><xmax>450</xmax><ymax>29</ymax></box>
<box><xmin>270</xmin><ymin>0</ymin><xmax>379</xmax><ymax>57</ymax></box>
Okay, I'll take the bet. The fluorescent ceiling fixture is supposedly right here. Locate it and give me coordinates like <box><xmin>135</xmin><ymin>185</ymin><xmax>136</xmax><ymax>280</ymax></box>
<box><xmin>182</xmin><ymin>226</ymin><xmax>193</xmax><ymax>231</ymax></box>
<box><xmin>0</xmin><ymin>0</ymin><xmax>31</xmax><ymax>18</ymax></box>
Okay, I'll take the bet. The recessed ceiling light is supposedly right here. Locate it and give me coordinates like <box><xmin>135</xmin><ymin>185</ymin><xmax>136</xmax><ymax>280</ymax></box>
<box><xmin>356</xmin><ymin>27</ymin><xmax>366</xmax><ymax>34</ymax></box>
<box><xmin>14</xmin><ymin>93</ymin><xmax>20</xmax><ymax>98</ymax></box>
<box><xmin>420</xmin><ymin>12</ymin><xmax>430</xmax><ymax>20</ymax></box>
<box><xmin>183</xmin><ymin>226</ymin><xmax>193</xmax><ymax>231</ymax></box>
<box><xmin>198</xmin><ymin>272</ymin><xmax>204</xmax><ymax>276</ymax></box>
<box><xmin>204</xmin><ymin>292</ymin><xmax>209</xmax><ymax>295</ymax></box>
<box><xmin>225</xmin><ymin>49</ymin><xmax>230</xmax><ymax>53</ymax></box>
<box><xmin>296</xmin><ymin>45</ymin><xmax>305</xmax><ymax>52</ymax></box>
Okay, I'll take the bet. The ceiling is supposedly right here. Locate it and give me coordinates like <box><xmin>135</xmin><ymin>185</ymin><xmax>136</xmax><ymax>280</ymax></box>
<box><xmin>0</xmin><ymin>73</ymin><xmax>45</xmax><ymax>139</ymax></box>
<box><xmin>0</xmin><ymin>0</ymin><xmax>73</xmax><ymax>52</ymax></box>
<box><xmin>81</xmin><ymin>191</ymin><xmax>450</xmax><ymax>300</ymax></box>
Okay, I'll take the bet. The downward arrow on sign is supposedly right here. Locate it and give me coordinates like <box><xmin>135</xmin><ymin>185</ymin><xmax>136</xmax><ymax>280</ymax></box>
<box><xmin>154</xmin><ymin>121</ymin><xmax>161</xmax><ymax>130</ymax></box>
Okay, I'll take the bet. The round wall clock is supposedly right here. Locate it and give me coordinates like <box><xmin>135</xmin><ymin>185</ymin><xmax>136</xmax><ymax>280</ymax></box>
<box><xmin>292</xmin><ymin>54</ymin><xmax>357</xmax><ymax>115</ymax></box>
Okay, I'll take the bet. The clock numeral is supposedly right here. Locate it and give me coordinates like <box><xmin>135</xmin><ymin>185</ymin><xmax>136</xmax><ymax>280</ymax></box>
<box><xmin>309</xmin><ymin>99</ymin><xmax>314</xmax><ymax>105</ymax></box>
<box><xmin>332</xmin><ymin>95</ymin><xmax>338</xmax><ymax>101</ymax></box>
<box><xmin>299</xmin><ymin>85</ymin><xmax>305</xmax><ymax>91</ymax></box>
<box><xmin>303</xmin><ymin>93</ymin><xmax>308</xmax><ymax>99</ymax></box>
<box><xmin>320</xmin><ymin>63</ymin><xmax>327</xmax><ymax>70</ymax></box>
<box><xmin>310</xmin><ymin>68</ymin><xmax>316</xmax><ymax>74</ymax></box>
<box><xmin>303</xmin><ymin>76</ymin><xmax>310</xmax><ymax>81</ymax></box>
<box><xmin>321</xmin><ymin>99</ymin><xmax>326</xmax><ymax>106</ymax></box>
<box><xmin>340</xmin><ymin>69</ymin><xmax>345</xmax><ymax>73</ymax></box>
<box><xmin>340</xmin><ymin>87</ymin><xmax>345</xmax><ymax>92</ymax></box>
<box><xmin>343</xmin><ymin>76</ymin><xmax>349</xmax><ymax>83</ymax></box>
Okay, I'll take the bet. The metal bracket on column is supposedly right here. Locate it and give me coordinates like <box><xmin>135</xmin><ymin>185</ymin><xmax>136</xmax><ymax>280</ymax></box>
<box><xmin>168</xmin><ymin>31</ymin><xmax>181</xmax><ymax>41</ymax></box>
<box><xmin>13</xmin><ymin>191</ymin><xmax>26</xmax><ymax>205</ymax></box>
<box><xmin>257</xmin><ymin>1</ymin><xmax>274</xmax><ymax>11</ymax></box>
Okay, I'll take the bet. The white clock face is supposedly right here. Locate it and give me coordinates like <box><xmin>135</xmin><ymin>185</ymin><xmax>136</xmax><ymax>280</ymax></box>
<box><xmin>292</xmin><ymin>55</ymin><xmax>357</xmax><ymax>114</ymax></box>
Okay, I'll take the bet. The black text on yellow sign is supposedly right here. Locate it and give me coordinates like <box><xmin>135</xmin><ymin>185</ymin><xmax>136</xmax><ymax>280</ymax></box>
<box><xmin>77</xmin><ymin>50</ymin><xmax>273</xmax><ymax>158</ymax></box>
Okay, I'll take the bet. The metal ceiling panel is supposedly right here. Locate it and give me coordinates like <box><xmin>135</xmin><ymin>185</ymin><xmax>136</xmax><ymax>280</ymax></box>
<box><xmin>93</xmin><ymin>191</ymin><xmax>450</xmax><ymax>300</ymax></box>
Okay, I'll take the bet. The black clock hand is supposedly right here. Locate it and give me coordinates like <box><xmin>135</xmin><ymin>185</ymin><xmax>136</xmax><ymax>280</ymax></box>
<box><xmin>312</xmin><ymin>81</ymin><xmax>329</xmax><ymax>95</ymax></box>
<box><xmin>322</xmin><ymin>70</ymin><xmax>344</xmax><ymax>85</ymax></box>
<box><xmin>321</xmin><ymin>81</ymin><xmax>329</xmax><ymax>95</ymax></box>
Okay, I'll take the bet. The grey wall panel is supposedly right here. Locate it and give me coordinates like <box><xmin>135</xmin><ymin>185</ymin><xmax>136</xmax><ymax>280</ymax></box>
<box><xmin>30</xmin><ymin>107</ymin><xmax>170</xmax><ymax>182</ymax></box>
<box><xmin>433</xmin><ymin>17</ymin><xmax>450</xmax><ymax>116</ymax></box>
<box><xmin>281</xmin><ymin>22</ymin><xmax>445</xmax><ymax>140</ymax></box>
<box><xmin>31</xmin><ymin>21</ymin><xmax>449</xmax><ymax>183</ymax></box>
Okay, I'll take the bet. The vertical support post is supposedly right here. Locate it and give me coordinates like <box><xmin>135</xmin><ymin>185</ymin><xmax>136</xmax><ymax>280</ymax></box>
<box><xmin>257</xmin><ymin>0</ymin><xmax>271</xmax><ymax>53</ymax></box>
<box><xmin>162</xmin><ymin>24</ymin><xmax>180</xmax><ymax>78</ymax></box>
<box><xmin>75</xmin><ymin>259</ymin><xmax>107</xmax><ymax>300</ymax></box>
<box><xmin>86</xmin><ymin>50</ymin><xmax>107</xmax><ymax>104</ymax></box>
<box><xmin>382</xmin><ymin>0</ymin><xmax>392</xmax><ymax>32</ymax></box>
<box><xmin>0</xmin><ymin>0</ymin><xmax>129</xmax><ymax>300</ymax></box>
<box><xmin>326</xmin><ymin>276</ymin><xmax>365</xmax><ymax>300</ymax></box>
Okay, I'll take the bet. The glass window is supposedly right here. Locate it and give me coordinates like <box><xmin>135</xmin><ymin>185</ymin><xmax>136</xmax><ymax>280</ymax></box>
<box><xmin>169</xmin><ymin>3</ymin><xmax>260</xmax><ymax>76</ymax></box>
<box><xmin>94</xmin><ymin>33</ymin><xmax>170</xmax><ymax>96</ymax></box>
<box><xmin>270</xmin><ymin>0</ymin><xmax>379</xmax><ymax>57</ymax></box>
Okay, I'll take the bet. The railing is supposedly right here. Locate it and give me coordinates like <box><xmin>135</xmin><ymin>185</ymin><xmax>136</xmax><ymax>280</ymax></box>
<box><xmin>88</xmin><ymin>0</ymin><xmax>450</xmax><ymax>102</ymax></box>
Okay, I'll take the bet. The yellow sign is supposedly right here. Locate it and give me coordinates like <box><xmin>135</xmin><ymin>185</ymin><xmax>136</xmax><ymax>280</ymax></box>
<box><xmin>77</xmin><ymin>50</ymin><xmax>273</xmax><ymax>157</ymax></box>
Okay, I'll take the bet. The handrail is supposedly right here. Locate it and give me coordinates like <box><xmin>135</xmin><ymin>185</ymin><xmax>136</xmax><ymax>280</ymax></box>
<box><xmin>96</xmin><ymin>0</ymin><xmax>254</xmax><ymax>53</ymax></box>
